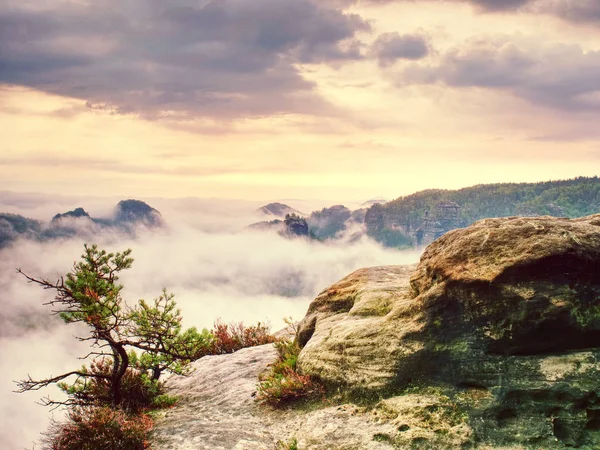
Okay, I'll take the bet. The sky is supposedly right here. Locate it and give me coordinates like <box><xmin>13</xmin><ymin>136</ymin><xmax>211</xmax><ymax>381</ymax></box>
<box><xmin>2</xmin><ymin>2</ymin><xmax>600</xmax><ymax>446</ymax></box>
<box><xmin>1</xmin><ymin>0</ymin><xmax>600</xmax><ymax>203</ymax></box>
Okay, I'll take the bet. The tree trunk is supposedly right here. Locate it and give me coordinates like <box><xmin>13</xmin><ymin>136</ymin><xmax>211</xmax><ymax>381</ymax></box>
<box><xmin>111</xmin><ymin>343</ymin><xmax>129</xmax><ymax>406</ymax></box>
<box><xmin>151</xmin><ymin>367</ymin><xmax>162</xmax><ymax>381</ymax></box>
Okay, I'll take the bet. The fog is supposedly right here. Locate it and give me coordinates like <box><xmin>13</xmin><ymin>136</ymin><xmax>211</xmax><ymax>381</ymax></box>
<box><xmin>0</xmin><ymin>196</ymin><xmax>421</xmax><ymax>449</ymax></box>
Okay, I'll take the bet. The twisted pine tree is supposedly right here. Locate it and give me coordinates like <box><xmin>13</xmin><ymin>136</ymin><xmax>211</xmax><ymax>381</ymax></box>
<box><xmin>16</xmin><ymin>244</ymin><xmax>211</xmax><ymax>408</ymax></box>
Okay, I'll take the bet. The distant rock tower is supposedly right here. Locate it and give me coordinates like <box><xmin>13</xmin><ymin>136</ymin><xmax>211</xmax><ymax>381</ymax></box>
<box><xmin>416</xmin><ymin>201</ymin><xmax>461</xmax><ymax>245</ymax></box>
<box><xmin>436</xmin><ymin>201</ymin><xmax>461</xmax><ymax>237</ymax></box>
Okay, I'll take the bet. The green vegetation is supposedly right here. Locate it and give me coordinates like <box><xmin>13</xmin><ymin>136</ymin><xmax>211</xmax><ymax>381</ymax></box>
<box><xmin>276</xmin><ymin>437</ymin><xmax>299</xmax><ymax>450</ymax></box>
<box><xmin>307</xmin><ymin>205</ymin><xmax>351</xmax><ymax>240</ymax></box>
<box><xmin>17</xmin><ymin>244</ymin><xmax>276</xmax><ymax>449</ymax></box>
<box><xmin>16</xmin><ymin>245</ymin><xmax>208</xmax><ymax>408</ymax></box>
<box><xmin>366</xmin><ymin>176</ymin><xmax>600</xmax><ymax>247</ymax></box>
<box><xmin>0</xmin><ymin>213</ymin><xmax>42</xmax><ymax>247</ymax></box>
<box><xmin>388</xmin><ymin>176</ymin><xmax>600</xmax><ymax>221</ymax></box>
<box><xmin>283</xmin><ymin>213</ymin><xmax>309</xmax><ymax>237</ymax></box>
<box><xmin>257</xmin><ymin>340</ymin><xmax>322</xmax><ymax>406</ymax></box>
<box><xmin>257</xmin><ymin>320</ymin><xmax>324</xmax><ymax>407</ymax></box>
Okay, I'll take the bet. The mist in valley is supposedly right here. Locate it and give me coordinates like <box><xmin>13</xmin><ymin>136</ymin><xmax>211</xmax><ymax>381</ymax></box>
<box><xmin>0</xmin><ymin>195</ymin><xmax>421</xmax><ymax>449</ymax></box>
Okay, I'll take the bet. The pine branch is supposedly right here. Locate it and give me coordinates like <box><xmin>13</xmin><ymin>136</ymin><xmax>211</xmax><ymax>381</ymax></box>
<box><xmin>15</xmin><ymin>371</ymin><xmax>111</xmax><ymax>393</ymax></box>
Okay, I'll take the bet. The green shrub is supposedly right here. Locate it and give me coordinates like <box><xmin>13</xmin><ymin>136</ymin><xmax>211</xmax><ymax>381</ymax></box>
<box><xmin>58</xmin><ymin>358</ymin><xmax>169</xmax><ymax>413</ymax></box>
<box><xmin>150</xmin><ymin>393</ymin><xmax>179</xmax><ymax>409</ymax></box>
<box><xmin>276</xmin><ymin>437</ymin><xmax>299</xmax><ymax>450</ymax></box>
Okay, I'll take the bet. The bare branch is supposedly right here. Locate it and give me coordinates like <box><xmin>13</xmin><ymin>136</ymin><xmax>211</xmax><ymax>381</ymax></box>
<box><xmin>15</xmin><ymin>371</ymin><xmax>111</xmax><ymax>393</ymax></box>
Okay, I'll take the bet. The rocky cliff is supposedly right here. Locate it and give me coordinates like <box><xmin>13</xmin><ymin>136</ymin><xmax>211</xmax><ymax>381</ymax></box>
<box><xmin>153</xmin><ymin>214</ymin><xmax>600</xmax><ymax>449</ymax></box>
<box><xmin>363</xmin><ymin>176</ymin><xmax>600</xmax><ymax>248</ymax></box>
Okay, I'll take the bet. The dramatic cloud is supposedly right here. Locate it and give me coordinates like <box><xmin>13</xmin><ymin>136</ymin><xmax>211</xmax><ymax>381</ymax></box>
<box><xmin>0</xmin><ymin>0</ymin><xmax>370</xmax><ymax>120</ymax></box>
<box><xmin>531</xmin><ymin>0</ymin><xmax>600</xmax><ymax>25</ymax></box>
<box><xmin>354</xmin><ymin>0</ymin><xmax>600</xmax><ymax>25</ymax></box>
<box><xmin>397</xmin><ymin>36</ymin><xmax>600</xmax><ymax>111</ymax></box>
<box><xmin>371</xmin><ymin>32</ymin><xmax>430</xmax><ymax>67</ymax></box>
<box><xmin>471</xmin><ymin>0</ymin><xmax>530</xmax><ymax>11</ymax></box>
<box><xmin>0</xmin><ymin>198</ymin><xmax>420</xmax><ymax>449</ymax></box>
<box><xmin>343</xmin><ymin>0</ymin><xmax>529</xmax><ymax>11</ymax></box>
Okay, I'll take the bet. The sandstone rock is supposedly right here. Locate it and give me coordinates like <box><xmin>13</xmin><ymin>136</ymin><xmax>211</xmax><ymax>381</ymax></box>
<box><xmin>297</xmin><ymin>265</ymin><xmax>421</xmax><ymax>392</ymax></box>
<box><xmin>152</xmin><ymin>345</ymin><xmax>279</xmax><ymax>450</ymax></box>
<box><xmin>152</xmin><ymin>344</ymin><xmax>420</xmax><ymax>450</ymax></box>
<box><xmin>297</xmin><ymin>214</ymin><xmax>600</xmax><ymax>448</ymax></box>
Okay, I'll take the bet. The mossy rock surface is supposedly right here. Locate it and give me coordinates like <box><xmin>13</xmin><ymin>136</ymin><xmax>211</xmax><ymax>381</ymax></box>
<box><xmin>297</xmin><ymin>214</ymin><xmax>600</xmax><ymax>448</ymax></box>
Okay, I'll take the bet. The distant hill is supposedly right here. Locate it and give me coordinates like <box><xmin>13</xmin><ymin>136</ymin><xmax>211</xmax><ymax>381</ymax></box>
<box><xmin>247</xmin><ymin>219</ymin><xmax>283</xmax><ymax>232</ymax></box>
<box><xmin>307</xmin><ymin>205</ymin><xmax>352</xmax><ymax>240</ymax></box>
<box><xmin>0</xmin><ymin>200</ymin><xmax>164</xmax><ymax>248</ymax></box>
<box><xmin>114</xmin><ymin>199</ymin><xmax>164</xmax><ymax>229</ymax></box>
<box><xmin>0</xmin><ymin>214</ymin><xmax>42</xmax><ymax>247</ymax></box>
<box><xmin>360</xmin><ymin>197</ymin><xmax>387</xmax><ymax>208</ymax></box>
<box><xmin>365</xmin><ymin>176</ymin><xmax>600</xmax><ymax>247</ymax></box>
<box><xmin>248</xmin><ymin>178</ymin><xmax>600</xmax><ymax>248</ymax></box>
<box><xmin>52</xmin><ymin>207</ymin><xmax>91</xmax><ymax>222</ymax></box>
<box><xmin>248</xmin><ymin>214</ymin><xmax>312</xmax><ymax>239</ymax></box>
<box><xmin>256</xmin><ymin>202</ymin><xmax>305</xmax><ymax>218</ymax></box>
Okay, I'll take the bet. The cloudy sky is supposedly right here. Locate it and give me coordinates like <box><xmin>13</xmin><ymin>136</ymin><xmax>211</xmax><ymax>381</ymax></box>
<box><xmin>2</xmin><ymin>0</ymin><xmax>600</xmax><ymax>202</ymax></box>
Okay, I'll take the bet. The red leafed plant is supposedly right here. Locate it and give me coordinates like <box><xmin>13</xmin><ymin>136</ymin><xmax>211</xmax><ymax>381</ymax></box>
<box><xmin>41</xmin><ymin>406</ymin><xmax>153</xmax><ymax>450</ymax></box>
<box><xmin>210</xmin><ymin>320</ymin><xmax>277</xmax><ymax>354</ymax></box>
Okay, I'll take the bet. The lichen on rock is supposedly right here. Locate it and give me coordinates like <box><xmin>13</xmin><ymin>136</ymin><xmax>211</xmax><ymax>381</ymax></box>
<box><xmin>296</xmin><ymin>214</ymin><xmax>600</xmax><ymax>448</ymax></box>
<box><xmin>153</xmin><ymin>214</ymin><xmax>600</xmax><ymax>449</ymax></box>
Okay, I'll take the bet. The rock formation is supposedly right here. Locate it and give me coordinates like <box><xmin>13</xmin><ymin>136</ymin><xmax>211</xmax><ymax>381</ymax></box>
<box><xmin>153</xmin><ymin>214</ymin><xmax>600</xmax><ymax>449</ymax></box>
<box><xmin>283</xmin><ymin>213</ymin><xmax>309</xmax><ymax>237</ymax></box>
<box><xmin>51</xmin><ymin>207</ymin><xmax>91</xmax><ymax>222</ymax></box>
<box><xmin>152</xmin><ymin>345</ymin><xmax>401</xmax><ymax>450</ymax></box>
<box><xmin>0</xmin><ymin>213</ymin><xmax>42</xmax><ymax>248</ymax></box>
<box><xmin>0</xmin><ymin>200</ymin><xmax>164</xmax><ymax>248</ymax></box>
<box><xmin>298</xmin><ymin>214</ymin><xmax>600</xmax><ymax>448</ymax></box>
<box><xmin>113</xmin><ymin>199</ymin><xmax>164</xmax><ymax>229</ymax></box>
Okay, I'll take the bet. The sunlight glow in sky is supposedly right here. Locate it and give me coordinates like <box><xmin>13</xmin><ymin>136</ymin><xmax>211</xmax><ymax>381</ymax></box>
<box><xmin>2</xmin><ymin>0</ymin><xmax>600</xmax><ymax>202</ymax></box>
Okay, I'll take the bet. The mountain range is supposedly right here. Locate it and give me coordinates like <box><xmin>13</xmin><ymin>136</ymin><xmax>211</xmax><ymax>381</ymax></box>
<box><xmin>3</xmin><ymin>177</ymin><xmax>599</xmax><ymax>249</ymax></box>
<box><xmin>250</xmin><ymin>176</ymin><xmax>600</xmax><ymax>247</ymax></box>
<box><xmin>0</xmin><ymin>199</ymin><xmax>163</xmax><ymax>248</ymax></box>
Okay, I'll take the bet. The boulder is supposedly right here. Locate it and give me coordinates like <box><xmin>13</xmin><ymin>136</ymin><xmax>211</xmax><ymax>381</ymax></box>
<box><xmin>297</xmin><ymin>214</ymin><xmax>600</xmax><ymax>447</ymax></box>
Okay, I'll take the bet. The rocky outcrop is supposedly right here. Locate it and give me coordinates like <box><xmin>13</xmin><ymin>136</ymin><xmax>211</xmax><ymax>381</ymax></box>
<box><xmin>0</xmin><ymin>200</ymin><xmax>164</xmax><ymax>248</ymax></box>
<box><xmin>113</xmin><ymin>199</ymin><xmax>163</xmax><ymax>228</ymax></box>
<box><xmin>152</xmin><ymin>214</ymin><xmax>600</xmax><ymax>448</ymax></box>
<box><xmin>247</xmin><ymin>219</ymin><xmax>284</xmax><ymax>232</ymax></box>
<box><xmin>152</xmin><ymin>345</ymin><xmax>405</xmax><ymax>450</ymax></box>
<box><xmin>297</xmin><ymin>214</ymin><xmax>600</xmax><ymax>448</ymax></box>
<box><xmin>51</xmin><ymin>207</ymin><xmax>91</xmax><ymax>222</ymax></box>
<box><xmin>283</xmin><ymin>213</ymin><xmax>309</xmax><ymax>237</ymax></box>
<box><xmin>363</xmin><ymin>177</ymin><xmax>600</xmax><ymax>248</ymax></box>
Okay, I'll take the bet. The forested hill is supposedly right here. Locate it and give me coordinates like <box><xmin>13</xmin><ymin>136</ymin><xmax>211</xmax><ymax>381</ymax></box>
<box><xmin>365</xmin><ymin>176</ymin><xmax>600</xmax><ymax>247</ymax></box>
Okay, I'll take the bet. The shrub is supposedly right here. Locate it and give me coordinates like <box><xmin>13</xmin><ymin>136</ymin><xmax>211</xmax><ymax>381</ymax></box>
<box><xmin>41</xmin><ymin>406</ymin><xmax>153</xmax><ymax>450</ymax></box>
<box><xmin>58</xmin><ymin>358</ymin><xmax>170</xmax><ymax>413</ymax></box>
<box><xmin>257</xmin><ymin>339</ymin><xmax>324</xmax><ymax>406</ymax></box>
<box><xmin>276</xmin><ymin>437</ymin><xmax>299</xmax><ymax>450</ymax></box>
<box><xmin>210</xmin><ymin>320</ymin><xmax>277</xmax><ymax>354</ymax></box>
